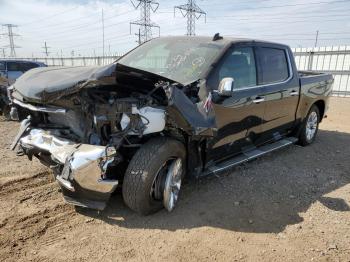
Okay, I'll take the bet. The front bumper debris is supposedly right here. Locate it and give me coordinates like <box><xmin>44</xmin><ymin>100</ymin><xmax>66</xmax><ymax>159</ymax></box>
<box><xmin>13</xmin><ymin>126</ymin><xmax>119</xmax><ymax>210</ymax></box>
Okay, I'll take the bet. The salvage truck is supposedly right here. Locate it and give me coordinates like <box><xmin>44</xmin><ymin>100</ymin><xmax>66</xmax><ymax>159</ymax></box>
<box><xmin>9</xmin><ymin>35</ymin><xmax>333</xmax><ymax>215</ymax></box>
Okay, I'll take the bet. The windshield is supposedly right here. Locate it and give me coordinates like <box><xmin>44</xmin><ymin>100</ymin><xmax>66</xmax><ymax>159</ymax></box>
<box><xmin>118</xmin><ymin>37</ymin><xmax>225</xmax><ymax>84</ymax></box>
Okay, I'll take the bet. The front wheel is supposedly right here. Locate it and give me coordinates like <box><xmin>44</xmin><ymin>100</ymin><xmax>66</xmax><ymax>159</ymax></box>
<box><xmin>122</xmin><ymin>137</ymin><xmax>186</xmax><ymax>215</ymax></box>
<box><xmin>299</xmin><ymin>105</ymin><xmax>320</xmax><ymax>146</ymax></box>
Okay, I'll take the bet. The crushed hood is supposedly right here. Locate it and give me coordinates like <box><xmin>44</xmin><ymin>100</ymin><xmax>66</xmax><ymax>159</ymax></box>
<box><xmin>12</xmin><ymin>63</ymin><xmax>117</xmax><ymax>103</ymax></box>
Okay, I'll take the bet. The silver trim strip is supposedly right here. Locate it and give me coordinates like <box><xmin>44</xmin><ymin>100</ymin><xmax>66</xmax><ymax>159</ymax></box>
<box><xmin>13</xmin><ymin>99</ymin><xmax>66</xmax><ymax>114</ymax></box>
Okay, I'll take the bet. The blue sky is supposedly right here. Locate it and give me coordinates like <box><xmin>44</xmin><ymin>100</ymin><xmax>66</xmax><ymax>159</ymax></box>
<box><xmin>0</xmin><ymin>0</ymin><xmax>350</xmax><ymax>57</ymax></box>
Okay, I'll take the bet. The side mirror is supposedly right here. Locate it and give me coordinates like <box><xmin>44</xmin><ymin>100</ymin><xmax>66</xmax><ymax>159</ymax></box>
<box><xmin>218</xmin><ymin>77</ymin><xmax>234</xmax><ymax>97</ymax></box>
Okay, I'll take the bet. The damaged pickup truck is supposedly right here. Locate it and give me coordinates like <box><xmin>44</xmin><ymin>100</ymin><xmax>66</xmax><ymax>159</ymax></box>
<box><xmin>10</xmin><ymin>35</ymin><xmax>333</xmax><ymax>215</ymax></box>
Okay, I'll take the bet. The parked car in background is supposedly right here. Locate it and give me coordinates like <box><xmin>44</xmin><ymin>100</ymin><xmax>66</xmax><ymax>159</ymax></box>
<box><xmin>0</xmin><ymin>60</ymin><xmax>47</xmax><ymax>119</ymax></box>
<box><xmin>10</xmin><ymin>35</ymin><xmax>333</xmax><ymax>215</ymax></box>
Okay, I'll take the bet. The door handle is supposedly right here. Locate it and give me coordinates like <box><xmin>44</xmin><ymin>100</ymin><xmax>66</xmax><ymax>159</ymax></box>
<box><xmin>253</xmin><ymin>96</ymin><xmax>265</xmax><ymax>103</ymax></box>
<box><xmin>290</xmin><ymin>90</ymin><xmax>299</xmax><ymax>96</ymax></box>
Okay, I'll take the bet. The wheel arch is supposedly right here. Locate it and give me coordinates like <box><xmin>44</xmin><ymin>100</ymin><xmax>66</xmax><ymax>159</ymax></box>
<box><xmin>313</xmin><ymin>100</ymin><xmax>325</xmax><ymax>122</ymax></box>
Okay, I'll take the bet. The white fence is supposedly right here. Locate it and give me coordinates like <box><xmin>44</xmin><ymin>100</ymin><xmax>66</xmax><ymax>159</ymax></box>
<box><xmin>292</xmin><ymin>46</ymin><xmax>350</xmax><ymax>97</ymax></box>
<box><xmin>11</xmin><ymin>45</ymin><xmax>350</xmax><ymax>97</ymax></box>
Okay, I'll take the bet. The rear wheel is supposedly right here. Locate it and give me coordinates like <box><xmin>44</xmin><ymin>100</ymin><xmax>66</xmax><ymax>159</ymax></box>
<box><xmin>299</xmin><ymin>105</ymin><xmax>320</xmax><ymax>146</ymax></box>
<box><xmin>122</xmin><ymin>137</ymin><xmax>186</xmax><ymax>215</ymax></box>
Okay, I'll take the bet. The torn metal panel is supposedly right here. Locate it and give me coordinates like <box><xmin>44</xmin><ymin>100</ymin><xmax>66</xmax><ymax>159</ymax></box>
<box><xmin>12</xmin><ymin>98</ymin><xmax>66</xmax><ymax>114</ymax></box>
<box><xmin>165</xmin><ymin>85</ymin><xmax>216</xmax><ymax>136</ymax></box>
<box><xmin>12</xmin><ymin>63</ymin><xmax>117</xmax><ymax>103</ymax></box>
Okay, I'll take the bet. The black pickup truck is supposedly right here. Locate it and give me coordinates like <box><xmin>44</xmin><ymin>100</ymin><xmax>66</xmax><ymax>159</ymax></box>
<box><xmin>9</xmin><ymin>35</ymin><xmax>333</xmax><ymax>215</ymax></box>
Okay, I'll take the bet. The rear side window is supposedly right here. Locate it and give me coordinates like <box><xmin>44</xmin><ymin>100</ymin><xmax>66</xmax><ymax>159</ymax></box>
<box><xmin>257</xmin><ymin>47</ymin><xmax>289</xmax><ymax>85</ymax></box>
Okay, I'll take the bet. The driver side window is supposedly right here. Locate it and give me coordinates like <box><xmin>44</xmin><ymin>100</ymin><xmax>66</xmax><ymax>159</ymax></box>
<box><xmin>208</xmin><ymin>46</ymin><xmax>257</xmax><ymax>90</ymax></box>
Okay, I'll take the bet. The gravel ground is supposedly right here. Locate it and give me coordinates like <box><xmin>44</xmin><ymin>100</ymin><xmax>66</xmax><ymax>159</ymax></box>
<box><xmin>0</xmin><ymin>97</ymin><xmax>350</xmax><ymax>262</ymax></box>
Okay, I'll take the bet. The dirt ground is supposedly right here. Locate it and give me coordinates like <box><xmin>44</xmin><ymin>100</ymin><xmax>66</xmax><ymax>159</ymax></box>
<box><xmin>0</xmin><ymin>97</ymin><xmax>350</xmax><ymax>262</ymax></box>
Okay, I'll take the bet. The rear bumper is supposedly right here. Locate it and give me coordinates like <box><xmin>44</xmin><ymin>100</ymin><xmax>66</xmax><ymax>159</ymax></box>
<box><xmin>15</xmin><ymin>126</ymin><xmax>119</xmax><ymax>210</ymax></box>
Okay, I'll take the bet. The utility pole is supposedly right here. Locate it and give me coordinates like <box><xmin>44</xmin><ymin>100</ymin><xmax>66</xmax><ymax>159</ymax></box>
<box><xmin>102</xmin><ymin>9</ymin><xmax>105</xmax><ymax>58</ymax></box>
<box><xmin>130</xmin><ymin>0</ymin><xmax>160</xmax><ymax>44</ymax></box>
<box><xmin>135</xmin><ymin>28</ymin><xmax>142</xmax><ymax>45</ymax></box>
<box><xmin>174</xmin><ymin>0</ymin><xmax>206</xmax><ymax>36</ymax></box>
<box><xmin>42</xmin><ymin>41</ymin><xmax>51</xmax><ymax>56</ymax></box>
<box><xmin>1</xmin><ymin>24</ymin><xmax>20</xmax><ymax>57</ymax></box>
<box><xmin>0</xmin><ymin>48</ymin><xmax>5</xmax><ymax>58</ymax></box>
<box><xmin>314</xmin><ymin>30</ymin><xmax>319</xmax><ymax>48</ymax></box>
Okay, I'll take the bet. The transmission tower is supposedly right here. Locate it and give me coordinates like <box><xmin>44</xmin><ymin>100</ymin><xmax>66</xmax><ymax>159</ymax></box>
<box><xmin>174</xmin><ymin>0</ymin><xmax>206</xmax><ymax>36</ymax></box>
<box><xmin>130</xmin><ymin>0</ymin><xmax>160</xmax><ymax>44</ymax></box>
<box><xmin>42</xmin><ymin>41</ymin><xmax>51</xmax><ymax>56</ymax></box>
<box><xmin>1</xmin><ymin>24</ymin><xmax>20</xmax><ymax>57</ymax></box>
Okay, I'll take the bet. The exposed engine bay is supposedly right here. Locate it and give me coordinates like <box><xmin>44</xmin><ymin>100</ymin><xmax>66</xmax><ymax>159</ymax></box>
<box><xmin>14</xmin><ymin>81</ymin><xmax>194</xmax><ymax>164</ymax></box>
<box><xmin>9</xmin><ymin>36</ymin><xmax>226</xmax><ymax>212</ymax></box>
<box><xmin>9</xmin><ymin>64</ymin><xmax>211</xmax><ymax>210</ymax></box>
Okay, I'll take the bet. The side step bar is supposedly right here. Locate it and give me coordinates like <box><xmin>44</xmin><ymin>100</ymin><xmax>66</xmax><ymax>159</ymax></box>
<box><xmin>201</xmin><ymin>137</ymin><xmax>298</xmax><ymax>177</ymax></box>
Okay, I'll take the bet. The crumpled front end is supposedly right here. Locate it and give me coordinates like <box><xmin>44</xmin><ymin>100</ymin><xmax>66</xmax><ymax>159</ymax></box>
<box><xmin>9</xmin><ymin>61</ymin><xmax>217</xmax><ymax>211</ymax></box>
<box><xmin>16</xmin><ymin>126</ymin><xmax>119</xmax><ymax>210</ymax></box>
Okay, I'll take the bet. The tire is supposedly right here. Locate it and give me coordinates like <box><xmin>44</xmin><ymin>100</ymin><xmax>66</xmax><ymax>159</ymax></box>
<box><xmin>122</xmin><ymin>137</ymin><xmax>186</xmax><ymax>215</ymax></box>
<box><xmin>299</xmin><ymin>105</ymin><xmax>320</xmax><ymax>146</ymax></box>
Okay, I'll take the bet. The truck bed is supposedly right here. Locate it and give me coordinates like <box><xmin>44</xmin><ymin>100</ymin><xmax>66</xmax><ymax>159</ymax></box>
<box><xmin>298</xmin><ymin>71</ymin><xmax>333</xmax><ymax>87</ymax></box>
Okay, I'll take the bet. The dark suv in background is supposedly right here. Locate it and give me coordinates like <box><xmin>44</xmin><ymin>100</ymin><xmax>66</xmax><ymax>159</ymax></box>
<box><xmin>0</xmin><ymin>60</ymin><xmax>47</xmax><ymax>119</ymax></box>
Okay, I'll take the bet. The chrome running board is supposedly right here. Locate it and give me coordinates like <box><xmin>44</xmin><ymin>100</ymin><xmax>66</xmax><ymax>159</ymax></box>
<box><xmin>201</xmin><ymin>137</ymin><xmax>298</xmax><ymax>177</ymax></box>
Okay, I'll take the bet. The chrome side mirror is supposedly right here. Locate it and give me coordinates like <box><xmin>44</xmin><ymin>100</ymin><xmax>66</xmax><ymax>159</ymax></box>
<box><xmin>218</xmin><ymin>77</ymin><xmax>234</xmax><ymax>97</ymax></box>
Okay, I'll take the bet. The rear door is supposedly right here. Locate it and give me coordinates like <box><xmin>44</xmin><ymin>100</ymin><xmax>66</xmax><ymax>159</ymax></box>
<box><xmin>206</xmin><ymin>44</ymin><xmax>266</xmax><ymax>162</ymax></box>
<box><xmin>255</xmin><ymin>45</ymin><xmax>299</xmax><ymax>143</ymax></box>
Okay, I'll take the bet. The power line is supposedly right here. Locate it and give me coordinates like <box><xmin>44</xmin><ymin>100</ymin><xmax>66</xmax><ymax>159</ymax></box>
<box><xmin>130</xmin><ymin>0</ymin><xmax>160</xmax><ymax>44</ymax></box>
<box><xmin>24</xmin><ymin>8</ymin><xmax>137</xmax><ymax>35</ymax></box>
<box><xmin>213</xmin><ymin>13</ymin><xmax>350</xmax><ymax>21</ymax></box>
<box><xmin>23</xmin><ymin>6</ymin><xmax>80</xmax><ymax>26</ymax></box>
<box><xmin>24</xmin><ymin>4</ymin><xmax>350</xmax><ymax>35</ymax></box>
<box><xmin>60</xmin><ymin>33</ymin><xmax>133</xmax><ymax>51</ymax></box>
<box><xmin>259</xmin><ymin>31</ymin><xmax>350</xmax><ymax>37</ymax></box>
<box><xmin>201</xmin><ymin>0</ymin><xmax>350</xmax><ymax>11</ymax></box>
<box><xmin>174</xmin><ymin>0</ymin><xmax>206</xmax><ymax>36</ymax></box>
<box><xmin>24</xmin><ymin>16</ymin><xmax>134</xmax><ymax>43</ymax></box>
<box><xmin>21</xmin><ymin>3</ymin><xmax>350</xmax><ymax>44</ymax></box>
<box><xmin>205</xmin><ymin>17</ymin><xmax>350</xmax><ymax>25</ymax></box>
<box><xmin>1</xmin><ymin>24</ymin><xmax>20</xmax><ymax>57</ymax></box>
